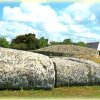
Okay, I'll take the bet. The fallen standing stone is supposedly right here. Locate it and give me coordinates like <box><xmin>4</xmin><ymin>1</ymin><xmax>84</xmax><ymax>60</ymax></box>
<box><xmin>0</xmin><ymin>47</ymin><xmax>55</xmax><ymax>90</ymax></box>
<box><xmin>51</xmin><ymin>57</ymin><xmax>100</xmax><ymax>87</ymax></box>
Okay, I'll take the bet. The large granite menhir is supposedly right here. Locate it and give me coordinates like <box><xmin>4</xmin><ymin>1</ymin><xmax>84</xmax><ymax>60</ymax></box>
<box><xmin>52</xmin><ymin>57</ymin><xmax>100</xmax><ymax>87</ymax></box>
<box><xmin>0</xmin><ymin>47</ymin><xmax>100</xmax><ymax>90</ymax></box>
<box><xmin>0</xmin><ymin>47</ymin><xmax>55</xmax><ymax>90</ymax></box>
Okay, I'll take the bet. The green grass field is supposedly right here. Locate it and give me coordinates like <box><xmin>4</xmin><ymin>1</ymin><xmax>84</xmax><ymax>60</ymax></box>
<box><xmin>0</xmin><ymin>86</ymin><xmax>100</xmax><ymax>98</ymax></box>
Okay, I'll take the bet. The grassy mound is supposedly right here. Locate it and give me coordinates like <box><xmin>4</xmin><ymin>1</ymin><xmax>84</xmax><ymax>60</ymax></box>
<box><xmin>34</xmin><ymin>45</ymin><xmax>98</xmax><ymax>59</ymax></box>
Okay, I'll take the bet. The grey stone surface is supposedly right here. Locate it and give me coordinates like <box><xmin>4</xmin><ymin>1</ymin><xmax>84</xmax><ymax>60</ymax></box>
<box><xmin>0</xmin><ymin>47</ymin><xmax>55</xmax><ymax>90</ymax></box>
<box><xmin>51</xmin><ymin>57</ymin><xmax>100</xmax><ymax>87</ymax></box>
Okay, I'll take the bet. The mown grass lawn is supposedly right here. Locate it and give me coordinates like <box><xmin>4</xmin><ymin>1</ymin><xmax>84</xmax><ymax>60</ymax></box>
<box><xmin>0</xmin><ymin>86</ymin><xmax>100</xmax><ymax>99</ymax></box>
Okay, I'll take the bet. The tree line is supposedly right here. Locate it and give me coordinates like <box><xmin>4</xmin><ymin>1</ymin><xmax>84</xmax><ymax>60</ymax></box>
<box><xmin>0</xmin><ymin>33</ymin><xmax>87</xmax><ymax>50</ymax></box>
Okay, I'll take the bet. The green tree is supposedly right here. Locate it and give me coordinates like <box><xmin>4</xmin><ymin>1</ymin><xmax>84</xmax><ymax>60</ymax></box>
<box><xmin>77</xmin><ymin>41</ymin><xmax>87</xmax><ymax>47</ymax></box>
<box><xmin>50</xmin><ymin>41</ymin><xmax>63</xmax><ymax>45</ymax></box>
<box><xmin>11</xmin><ymin>33</ymin><xmax>40</xmax><ymax>50</ymax></box>
<box><xmin>39</xmin><ymin>37</ymin><xmax>48</xmax><ymax>48</ymax></box>
<box><xmin>63</xmin><ymin>39</ymin><xmax>72</xmax><ymax>45</ymax></box>
<box><xmin>28</xmin><ymin>34</ymin><xmax>40</xmax><ymax>50</ymax></box>
<box><xmin>11</xmin><ymin>43</ymin><xmax>28</xmax><ymax>50</ymax></box>
<box><xmin>0</xmin><ymin>37</ymin><xmax>9</xmax><ymax>48</ymax></box>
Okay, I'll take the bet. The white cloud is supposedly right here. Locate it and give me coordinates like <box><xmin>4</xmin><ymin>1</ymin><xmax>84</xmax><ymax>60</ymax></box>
<box><xmin>44</xmin><ymin>23</ymin><xmax>67</xmax><ymax>33</ymax></box>
<box><xmin>67</xmin><ymin>2</ymin><xmax>91</xmax><ymax>13</ymax></box>
<box><xmin>1</xmin><ymin>2</ymin><xmax>100</xmax><ymax>42</ymax></box>
<box><xmin>0</xmin><ymin>21</ymin><xmax>38</xmax><ymax>41</ymax></box>
<box><xmin>3</xmin><ymin>7</ymin><xmax>26</xmax><ymax>21</ymax></box>
<box><xmin>3</xmin><ymin>2</ymin><xmax>59</xmax><ymax>24</ymax></box>
<box><xmin>69</xmin><ymin>25</ymin><xmax>89</xmax><ymax>33</ymax></box>
<box><xmin>68</xmin><ymin>24</ymin><xmax>100</xmax><ymax>41</ymax></box>
<box><xmin>61</xmin><ymin>2</ymin><xmax>95</xmax><ymax>23</ymax></box>
<box><xmin>80</xmin><ymin>32</ymin><xmax>100</xmax><ymax>39</ymax></box>
<box><xmin>74</xmin><ymin>15</ymin><xmax>82</xmax><ymax>22</ymax></box>
<box><xmin>89</xmin><ymin>14</ymin><xmax>96</xmax><ymax>21</ymax></box>
<box><xmin>57</xmin><ymin>2</ymin><xmax>100</xmax><ymax>42</ymax></box>
<box><xmin>67</xmin><ymin>2</ymin><xmax>91</xmax><ymax>17</ymax></box>
<box><xmin>3</xmin><ymin>2</ymin><xmax>69</xmax><ymax>41</ymax></box>
<box><xmin>59</xmin><ymin>12</ymin><xmax>74</xmax><ymax>24</ymax></box>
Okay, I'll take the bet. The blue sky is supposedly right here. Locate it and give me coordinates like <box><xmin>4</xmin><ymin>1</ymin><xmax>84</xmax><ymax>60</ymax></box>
<box><xmin>0</xmin><ymin>0</ymin><xmax>100</xmax><ymax>42</ymax></box>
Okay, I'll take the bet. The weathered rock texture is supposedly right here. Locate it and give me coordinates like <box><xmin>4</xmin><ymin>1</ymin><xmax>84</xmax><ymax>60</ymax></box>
<box><xmin>0</xmin><ymin>47</ymin><xmax>55</xmax><ymax>90</ymax></box>
<box><xmin>0</xmin><ymin>47</ymin><xmax>100</xmax><ymax>90</ymax></box>
<box><xmin>51</xmin><ymin>57</ymin><xmax>100</xmax><ymax>87</ymax></box>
